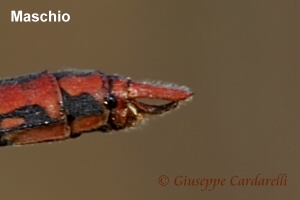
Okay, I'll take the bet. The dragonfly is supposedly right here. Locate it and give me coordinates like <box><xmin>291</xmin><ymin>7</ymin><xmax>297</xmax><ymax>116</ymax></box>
<box><xmin>0</xmin><ymin>69</ymin><xmax>193</xmax><ymax>146</ymax></box>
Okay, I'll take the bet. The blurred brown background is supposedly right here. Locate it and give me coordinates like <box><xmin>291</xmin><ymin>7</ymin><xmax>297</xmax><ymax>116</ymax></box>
<box><xmin>0</xmin><ymin>1</ymin><xmax>299</xmax><ymax>199</ymax></box>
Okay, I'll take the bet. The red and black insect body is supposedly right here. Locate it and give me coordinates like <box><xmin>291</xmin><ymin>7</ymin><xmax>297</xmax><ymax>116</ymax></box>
<box><xmin>0</xmin><ymin>70</ymin><xmax>193</xmax><ymax>146</ymax></box>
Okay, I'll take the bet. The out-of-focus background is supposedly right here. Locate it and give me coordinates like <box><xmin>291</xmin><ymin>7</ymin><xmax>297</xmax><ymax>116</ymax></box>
<box><xmin>0</xmin><ymin>1</ymin><xmax>299</xmax><ymax>199</ymax></box>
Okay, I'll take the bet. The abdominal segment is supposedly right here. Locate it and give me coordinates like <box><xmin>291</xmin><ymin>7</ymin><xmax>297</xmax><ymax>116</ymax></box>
<box><xmin>0</xmin><ymin>71</ymin><xmax>108</xmax><ymax>146</ymax></box>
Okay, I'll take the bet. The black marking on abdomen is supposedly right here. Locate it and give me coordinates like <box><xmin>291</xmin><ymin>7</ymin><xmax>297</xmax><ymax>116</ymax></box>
<box><xmin>60</xmin><ymin>89</ymin><xmax>104</xmax><ymax>123</ymax></box>
<box><xmin>0</xmin><ymin>104</ymin><xmax>60</xmax><ymax>134</ymax></box>
<box><xmin>53</xmin><ymin>70</ymin><xmax>97</xmax><ymax>79</ymax></box>
<box><xmin>0</xmin><ymin>71</ymin><xmax>47</xmax><ymax>86</ymax></box>
<box><xmin>53</xmin><ymin>70</ymin><xmax>106</xmax><ymax>80</ymax></box>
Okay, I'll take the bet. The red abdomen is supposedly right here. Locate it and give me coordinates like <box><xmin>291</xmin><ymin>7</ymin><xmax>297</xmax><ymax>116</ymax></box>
<box><xmin>0</xmin><ymin>69</ymin><xmax>193</xmax><ymax>147</ymax></box>
<box><xmin>0</xmin><ymin>70</ymin><xmax>109</xmax><ymax>146</ymax></box>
